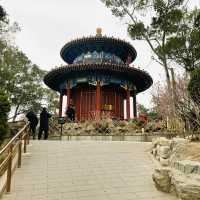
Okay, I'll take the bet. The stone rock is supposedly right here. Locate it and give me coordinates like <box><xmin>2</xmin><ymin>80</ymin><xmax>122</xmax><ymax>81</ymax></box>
<box><xmin>152</xmin><ymin>138</ymin><xmax>159</xmax><ymax>148</ymax></box>
<box><xmin>117</xmin><ymin>127</ymin><xmax>128</xmax><ymax>133</ymax></box>
<box><xmin>151</xmin><ymin>137</ymin><xmax>200</xmax><ymax>200</ymax></box>
<box><xmin>152</xmin><ymin>148</ymin><xmax>157</xmax><ymax>156</ymax></box>
<box><xmin>152</xmin><ymin>168</ymin><xmax>172</xmax><ymax>193</ymax></box>
<box><xmin>159</xmin><ymin>137</ymin><xmax>171</xmax><ymax>146</ymax></box>
<box><xmin>160</xmin><ymin>157</ymin><xmax>169</xmax><ymax>167</ymax></box>
<box><xmin>85</xmin><ymin>124</ymin><xmax>94</xmax><ymax>132</ymax></box>
<box><xmin>172</xmin><ymin>171</ymin><xmax>200</xmax><ymax>200</ymax></box>
<box><xmin>158</xmin><ymin>146</ymin><xmax>171</xmax><ymax>159</ymax></box>
<box><xmin>174</xmin><ymin>160</ymin><xmax>200</xmax><ymax>175</ymax></box>
<box><xmin>156</xmin><ymin>154</ymin><xmax>160</xmax><ymax>161</ymax></box>
<box><xmin>169</xmin><ymin>143</ymin><xmax>187</xmax><ymax>165</ymax></box>
<box><xmin>152</xmin><ymin>137</ymin><xmax>171</xmax><ymax>149</ymax></box>
<box><xmin>171</xmin><ymin>138</ymin><xmax>188</xmax><ymax>149</ymax></box>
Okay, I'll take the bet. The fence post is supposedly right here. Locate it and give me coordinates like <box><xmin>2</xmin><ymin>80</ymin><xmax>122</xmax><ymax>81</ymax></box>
<box><xmin>6</xmin><ymin>144</ymin><xmax>13</xmax><ymax>193</ymax></box>
<box><xmin>18</xmin><ymin>134</ymin><xmax>22</xmax><ymax>168</ymax></box>
<box><xmin>23</xmin><ymin>134</ymin><xmax>27</xmax><ymax>154</ymax></box>
<box><xmin>26</xmin><ymin>126</ymin><xmax>30</xmax><ymax>145</ymax></box>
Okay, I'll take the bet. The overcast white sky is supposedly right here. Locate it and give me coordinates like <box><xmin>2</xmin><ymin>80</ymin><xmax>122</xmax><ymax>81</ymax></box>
<box><xmin>2</xmin><ymin>0</ymin><xmax>200</xmax><ymax>108</ymax></box>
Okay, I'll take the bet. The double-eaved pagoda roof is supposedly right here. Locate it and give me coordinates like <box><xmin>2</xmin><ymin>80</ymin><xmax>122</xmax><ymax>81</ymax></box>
<box><xmin>44</xmin><ymin>29</ymin><xmax>153</xmax><ymax>94</ymax></box>
<box><xmin>44</xmin><ymin>63</ymin><xmax>153</xmax><ymax>93</ymax></box>
<box><xmin>60</xmin><ymin>36</ymin><xmax>137</xmax><ymax>64</ymax></box>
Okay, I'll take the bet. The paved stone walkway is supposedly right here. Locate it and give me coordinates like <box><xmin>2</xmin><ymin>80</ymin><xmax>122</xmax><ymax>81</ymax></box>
<box><xmin>2</xmin><ymin>141</ymin><xmax>177</xmax><ymax>200</ymax></box>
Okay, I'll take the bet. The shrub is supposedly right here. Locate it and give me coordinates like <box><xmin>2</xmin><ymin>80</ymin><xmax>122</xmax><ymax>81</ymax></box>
<box><xmin>131</xmin><ymin>118</ymin><xmax>145</xmax><ymax>128</ymax></box>
<box><xmin>0</xmin><ymin>90</ymin><xmax>10</xmax><ymax>145</ymax></box>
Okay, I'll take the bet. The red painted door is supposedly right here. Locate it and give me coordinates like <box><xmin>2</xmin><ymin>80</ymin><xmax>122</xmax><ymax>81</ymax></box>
<box><xmin>80</xmin><ymin>89</ymin><xmax>96</xmax><ymax>121</ymax></box>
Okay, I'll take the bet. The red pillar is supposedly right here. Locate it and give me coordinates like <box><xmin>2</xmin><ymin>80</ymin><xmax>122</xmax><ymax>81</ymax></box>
<box><xmin>59</xmin><ymin>92</ymin><xmax>63</xmax><ymax>117</ymax></box>
<box><xmin>96</xmin><ymin>81</ymin><xmax>101</xmax><ymax>119</ymax></box>
<box><xmin>133</xmin><ymin>90</ymin><xmax>137</xmax><ymax>118</ymax></box>
<box><xmin>67</xmin><ymin>81</ymin><xmax>71</xmax><ymax>108</ymax></box>
<box><xmin>76</xmin><ymin>89</ymin><xmax>81</xmax><ymax>121</ymax></box>
<box><xmin>115</xmin><ymin>91</ymin><xmax>121</xmax><ymax>119</ymax></box>
<box><xmin>126</xmin><ymin>88</ymin><xmax>130</xmax><ymax>120</ymax></box>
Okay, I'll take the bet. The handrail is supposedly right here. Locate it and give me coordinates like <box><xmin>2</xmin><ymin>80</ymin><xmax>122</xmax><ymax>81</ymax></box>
<box><xmin>0</xmin><ymin>125</ymin><xmax>28</xmax><ymax>155</ymax></box>
<box><xmin>0</xmin><ymin>123</ymin><xmax>30</xmax><ymax>197</ymax></box>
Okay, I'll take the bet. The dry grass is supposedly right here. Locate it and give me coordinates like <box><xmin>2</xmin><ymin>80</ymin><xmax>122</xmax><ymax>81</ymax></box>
<box><xmin>171</xmin><ymin>142</ymin><xmax>200</xmax><ymax>163</ymax></box>
<box><xmin>183</xmin><ymin>143</ymin><xmax>200</xmax><ymax>162</ymax></box>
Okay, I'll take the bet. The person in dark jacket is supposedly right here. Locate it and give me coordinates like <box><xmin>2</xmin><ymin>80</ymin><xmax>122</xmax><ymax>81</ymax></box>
<box><xmin>66</xmin><ymin>103</ymin><xmax>75</xmax><ymax>122</ymax></box>
<box><xmin>26</xmin><ymin>111</ymin><xmax>38</xmax><ymax>139</ymax></box>
<box><xmin>38</xmin><ymin>107</ymin><xmax>51</xmax><ymax>140</ymax></box>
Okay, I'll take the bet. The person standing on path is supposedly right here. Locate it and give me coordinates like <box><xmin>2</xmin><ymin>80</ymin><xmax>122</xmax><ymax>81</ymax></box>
<box><xmin>26</xmin><ymin>110</ymin><xmax>38</xmax><ymax>139</ymax></box>
<box><xmin>38</xmin><ymin>107</ymin><xmax>51</xmax><ymax>140</ymax></box>
<box><xmin>66</xmin><ymin>103</ymin><xmax>75</xmax><ymax>122</ymax></box>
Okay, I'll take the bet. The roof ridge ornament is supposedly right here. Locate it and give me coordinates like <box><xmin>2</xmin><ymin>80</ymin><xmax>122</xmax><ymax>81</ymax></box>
<box><xmin>96</xmin><ymin>28</ymin><xmax>102</xmax><ymax>37</ymax></box>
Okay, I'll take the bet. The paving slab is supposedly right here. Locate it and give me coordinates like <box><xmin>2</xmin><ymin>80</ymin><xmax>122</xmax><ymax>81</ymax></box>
<box><xmin>1</xmin><ymin>140</ymin><xmax>177</xmax><ymax>200</ymax></box>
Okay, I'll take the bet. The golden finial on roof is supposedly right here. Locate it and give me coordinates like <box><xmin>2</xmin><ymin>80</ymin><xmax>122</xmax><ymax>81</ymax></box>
<box><xmin>96</xmin><ymin>28</ymin><xmax>102</xmax><ymax>37</ymax></box>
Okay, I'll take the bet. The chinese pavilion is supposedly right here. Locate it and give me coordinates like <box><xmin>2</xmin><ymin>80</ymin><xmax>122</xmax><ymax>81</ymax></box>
<box><xmin>44</xmin><ymin>29</ymin><xmax>153</xmax><ymax>121</ymax></box>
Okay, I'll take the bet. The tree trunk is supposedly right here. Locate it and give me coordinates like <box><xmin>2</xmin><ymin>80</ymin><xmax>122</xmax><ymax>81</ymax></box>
<box><xmin>12</xmin><ymin>104</ymin><xmax>20</xmax><ymax>122</ymax></box>
<box><xmin>163</xmin><ymin>64</ymin><xmax>171</xmax><ymax>91</ymax></box>
<box><xmin>162</xmin><ymin>59</ymin><xmax>175</xmax><ymax>117</ymax></box>
<box><xmin>170</xmin><ymin>68</ymin><xmax>177</xmax><ymax>113</ymax></box>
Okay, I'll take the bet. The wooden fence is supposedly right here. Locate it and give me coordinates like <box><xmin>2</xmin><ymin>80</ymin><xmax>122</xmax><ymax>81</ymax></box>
<box><xmin>0</xmin><ymin>123</ymin><xmax>29</xmax><ymax>197</ymax></box>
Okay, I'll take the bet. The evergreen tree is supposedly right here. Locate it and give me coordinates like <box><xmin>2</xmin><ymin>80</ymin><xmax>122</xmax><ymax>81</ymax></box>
<box><xmin>188</xmin><ymin>67</ymin><xmax>200</xmax><ymax>105</ymax></box>
<box><xmin>164</xmin><ymin>9</ymin><xmax>200</xmax><ymax>73</ymax></box>
<box><xmin>101</xmin><ymin>0</ymin><xmax>188</xmax><ymax>117</ymax></box>
<box><xmin>0</xmin><ymin>5</ymin><xmax>58</xmax><ymax>121</ymax></box>
<box><xmin>0</xmin><ymin>90</ymin><xmax>10</xmax><ymax>144</ymax></box>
